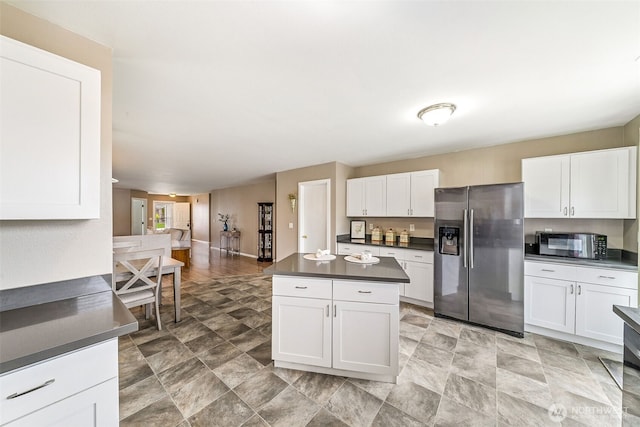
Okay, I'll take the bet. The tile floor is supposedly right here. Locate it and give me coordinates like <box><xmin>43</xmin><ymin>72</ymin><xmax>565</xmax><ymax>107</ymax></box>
<box><xmin>118</xmin><ymin>272</ymin><xmax>638</xmax><ymax>426</ymax></box>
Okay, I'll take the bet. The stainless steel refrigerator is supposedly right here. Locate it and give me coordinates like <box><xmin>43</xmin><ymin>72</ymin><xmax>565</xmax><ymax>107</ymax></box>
<box><xmin>434</xmin><ymin>183</ymin><xmax>524</xmax><ymax>337</ymax></box>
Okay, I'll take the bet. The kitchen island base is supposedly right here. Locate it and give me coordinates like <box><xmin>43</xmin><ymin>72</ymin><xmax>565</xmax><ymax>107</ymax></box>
<box><xmin>274</xmin><ymin>360</ymin><xmax>398</xmax><ymax>384</ymax></box>
<box><xmin>266</xmin><ymin>253</ymin><xmax>409</xmax><ymax>385</ymax></box>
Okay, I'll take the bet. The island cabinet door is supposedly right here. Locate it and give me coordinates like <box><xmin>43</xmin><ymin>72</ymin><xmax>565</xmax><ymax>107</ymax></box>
<box><xmin>332</xmin><ymin>301</ymin><xmax>399</xmax><ymax>375</ymax></box>
<box><xmin>272</xmin><ymin>296</ymin><xmax>332</xmax><ymax>368</ymax></box>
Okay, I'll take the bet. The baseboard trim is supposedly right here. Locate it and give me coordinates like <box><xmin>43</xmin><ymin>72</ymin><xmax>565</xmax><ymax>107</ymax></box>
<box><xmin>209</xmin><ymin>246</ymin><xmax>258</xmax><ymax>259</ymax></box>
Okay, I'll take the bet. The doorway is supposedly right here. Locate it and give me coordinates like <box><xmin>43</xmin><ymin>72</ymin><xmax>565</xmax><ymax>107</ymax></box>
<box><xmin>298</xmin><ymin>179</ymin><xmax>331</xmax><ymax>253</ymax></box>
<box><xmin>131</xmin><ymin>198</ymin><xmax>147</xmax><ymax>235</ymax></box>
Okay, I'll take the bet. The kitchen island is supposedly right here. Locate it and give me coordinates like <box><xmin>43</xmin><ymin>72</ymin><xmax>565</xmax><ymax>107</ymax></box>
<box><xmin>264</xmin><ymin>253</ymin><xmax>409</xmax><ymax>383</ymax></box>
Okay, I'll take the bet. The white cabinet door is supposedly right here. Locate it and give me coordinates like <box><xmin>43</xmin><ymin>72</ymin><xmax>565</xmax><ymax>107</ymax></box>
<box><xmin>346</xmin><ymin>178</ymin><xmax>366</xmax><ymax>217</ymax></box>
<box><xmin>575</xmin><ymin>282</ymin><xmax>638</xmax><ymax>345</ymax></box>
<box><xmin>386</xmin><ymin>173</ymin><xmax>411</xmax><ymax>217</ymax></box>
<box><xmin>570</xmin><ymin>147</ymin><xmax>636</xmax><ymax>219</ymax></box>
<box><xmin>0</xmin><ymin>36</ymin><xmax>101</xmax><ymax>219</ymax></box>
<box><xmin>364</xmin><ymin>176</ymin><xmax>387</xmax><ymax>216</ymax></box>
<box><xmin>333</xmin><ymin>301</ymin><xmax>399</xmax><ymax>375</ymax></box>
<box><xmin>522</xmin><ymin>155</ymin><xmax>570</xmax><ymax>218</ymax></box>
<box><xmin>524</xmin><ymin>275</ymin><xmax>575</xmax><ymax>333</ymax></box>
<box><xmin>272</xmin><ymin>296</ymin><xmax>332</xmax><ymax>368</ymax></box>
<box><xmin>7</xmin><ymin>378</ymin><xmax>118</xmax><ymax>427</ymax></box>
<box><xmin>410</xmin><ymin>169</ymin><xmax>440</xmax><ymax>217</ymax></box>
<box><xmin>404</xmin><ymin>261</ymin><xmax>433</xmax><ymax>303</ymax></box>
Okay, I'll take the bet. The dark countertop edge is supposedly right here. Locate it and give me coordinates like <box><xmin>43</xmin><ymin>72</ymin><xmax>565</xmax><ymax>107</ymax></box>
<box><xmin>524</xmin><ymin>254</ymin><xmax>638</xmax><ymax>272</ymax></box>
<box><xmin>613</xmin><ymin>305</ymin><xmax>640</xmax><ymax>335</ymax></box>
<box><xmin>0</xmin><ymin>274</ymin><xmax>113</xmax><ymax>312</ymax></box>
<box><xmin>0</xmin><ymin>322</ymin><xmax>138</xmax><ymax>374</ymax></box>
<box><xmin>0</xmin><ymin>275</ymin><xmax>138</xmax><ymax>374</ymax></box>
<box><xmin>336</xmin><ymin>234</ymin><xmax>434</xmax><ymax>251</ymax></box>
<box><xmin>267</xmin><ymin>269</ymin><xmax>409</xmax><ymax>283</ymax></box>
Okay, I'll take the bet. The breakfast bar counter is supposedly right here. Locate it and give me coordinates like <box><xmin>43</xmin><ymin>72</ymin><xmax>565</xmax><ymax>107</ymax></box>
<box><xmin>265</xmin><ymin>252</ymin><xmax>408</xmax><ymax>383</ymax></box>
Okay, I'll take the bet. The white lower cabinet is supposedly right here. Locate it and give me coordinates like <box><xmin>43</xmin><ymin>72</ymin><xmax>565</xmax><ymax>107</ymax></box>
<box><xmin>524</xmin><ymin>261</ymin><xmax>637</xmax><ymax>349</ymax></box>
<box><xmin>272</xmin><ymin>276</ymin><xmax>399</xmax><ymax>382</ymax></box>
<box><xmin>0</xmin><ymin>339</ymin><xmax>119</xmax><ymax>426</ymax></box>
<box><xmin>336</xmin><ymin>244</ymin><xmax>380</xmax><ymax>256</ymax></box>
<box><xmin>272</xmin><ymin>295</ymin><xmax>332</xmax><ymax>367</ymax></box>
<box><xmin>379</xmin><ymin>247</ymin><xmax>434</xmax><ymax>307</ymax></box>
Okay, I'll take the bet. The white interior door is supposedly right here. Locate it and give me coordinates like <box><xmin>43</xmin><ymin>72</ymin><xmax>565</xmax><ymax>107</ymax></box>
<box><xmin>298</xmin><ymin>179</ymin><xmax>331</xmax><ymax>253</ymax></box>
<box><xmin>131</xmin><ymin>198</ymin><xmax>147</xmax><ymax>235</ymax></box>
<box><xmin>174</xmin><ymin>202</ymin><xmax>191</xmax><ymax>230</ymax></box>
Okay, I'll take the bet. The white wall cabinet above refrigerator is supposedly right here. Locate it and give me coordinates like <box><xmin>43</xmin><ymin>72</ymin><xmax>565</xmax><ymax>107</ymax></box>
<box><xmin>0</xmin><ymin>35</ymin><xmax>101</xmax><ymax>220</ymax></box>
<box><xmin>347</xmin><ymin>169</ymin><xmax>440</xmax><ymax>218</ymax></box>
<box><xmin>386</xmin><ymin>170</ymin><xmax>440</xmax><ymax>217</ymax></box>
<box><xmin>522</xmin><ymin>146</ymin><xmax>637</xmax><ymax>219</ymax></box>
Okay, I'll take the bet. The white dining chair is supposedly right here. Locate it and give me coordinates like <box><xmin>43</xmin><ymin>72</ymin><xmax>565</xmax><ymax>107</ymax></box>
<box><xmin>113</xmin><ymin>248</ymin><xmax>164</xmax><ymax>330</ymax></box>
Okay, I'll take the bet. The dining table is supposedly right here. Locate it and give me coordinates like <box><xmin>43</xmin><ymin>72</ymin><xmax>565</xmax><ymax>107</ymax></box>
<box><xmin>114</xmin><ymin>256</ymin><xmax>184</xmax><ymax>322</ymax></box>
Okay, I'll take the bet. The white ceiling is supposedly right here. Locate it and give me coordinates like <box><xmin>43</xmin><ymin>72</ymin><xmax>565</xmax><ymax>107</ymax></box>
<box><xmin>10</xmin><ymin>1</ymin><xmax>640</xmax><ymax>195</ymax></box>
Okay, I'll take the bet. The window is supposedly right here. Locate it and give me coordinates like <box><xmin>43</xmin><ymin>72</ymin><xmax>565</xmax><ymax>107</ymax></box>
<box><xmin>153</xmin><ymin>201</ymin><xmax>174</xmax><ymax>231</ymax></box>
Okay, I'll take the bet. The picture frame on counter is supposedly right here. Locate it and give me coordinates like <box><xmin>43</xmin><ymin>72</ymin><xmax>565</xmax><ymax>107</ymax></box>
<box><xmin>350</xmin><ymin>220</ymin><xmax>366</xmax><ymax>239</ymax></box>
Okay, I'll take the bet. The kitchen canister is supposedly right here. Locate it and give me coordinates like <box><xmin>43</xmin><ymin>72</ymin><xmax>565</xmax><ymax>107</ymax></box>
<box><xmin>385</xmin><ymin>228</ymin><xmax>396</xmax><ymax>244</ymax></box>
<box><xmin>371</xmin><ymin>227</ymin><xmax>383</xmax><ymax>242</ymax></box>
<box><xmin>399</xmin><ymin>229</ymin><xmax>409</xmax><ymax>243</ymax></box>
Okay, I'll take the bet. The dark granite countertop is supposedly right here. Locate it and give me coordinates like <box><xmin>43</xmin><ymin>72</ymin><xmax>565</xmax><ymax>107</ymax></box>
<box><xmin>524</xmin><ymin>254</ymin><xmax>637</xmax><ymax>272</ymax></box>
<box><xmin>0</xmin><ymin>275</ymin><xmax>138</xmax><ymax>374</ymax></box>
<box><xmin>614</xmin><ymin>305</ymin><xmax>640</xmax><ymax>335</ymax></box>
<box><xmin>264</xmin><ymin>253</ymin><xmax>410</xmax><ymax>283</ymax></box>
<box><xmin>336</xmin><ymin>234</ymin><xmax>434</xmax><ymax>252</ymax></box>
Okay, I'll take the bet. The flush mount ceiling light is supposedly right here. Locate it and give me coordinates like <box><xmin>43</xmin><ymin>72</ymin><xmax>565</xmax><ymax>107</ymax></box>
<box><xmin>417</xmin><ymin>103</ymin><xmax>456</xmax><ymax>126</ymax></box>
<box><xmin>169</xmin><ymin>193</ymin><xmax>176</xmax><ymax>198</ymax></box>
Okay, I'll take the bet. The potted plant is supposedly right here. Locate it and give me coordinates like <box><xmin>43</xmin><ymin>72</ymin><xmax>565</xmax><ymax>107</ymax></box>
<box><xmin>218</xmin><ymin>213</ymin><xmax>230</xmax><ymax>231</ymax></box>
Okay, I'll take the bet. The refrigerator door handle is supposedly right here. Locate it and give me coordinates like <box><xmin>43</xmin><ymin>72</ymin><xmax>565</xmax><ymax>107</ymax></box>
<box><xmin>469</xmin><ymin>209</ymin><xmax>475</xmax><ymax>269</ymax></box>
<box><xmin>463</xmin><ymin>208</ymin><xmax>468</xmax><ymax>268</ymax></box>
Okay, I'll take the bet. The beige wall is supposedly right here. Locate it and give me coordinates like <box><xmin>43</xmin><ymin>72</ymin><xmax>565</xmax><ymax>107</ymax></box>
<box><xmin>275</xmin><ymin>162</ymin><xmax>352</xmax><ymax>260</ymax></box>
<box><xmin>0</xmin><ymin>4</ymin><xmax>114</xmax><ymax>289</ymax></box>
<box><xmin>210</xmin><ymin>180</ymin><xmax>275</xmax><ymax>256</ymax></box>
<box><xmin>113</xmin><ymin>188</ymin><xmax>131</xmax><ymax>236</ymax></box>
<box><xmin>112</xmin><ymin>189</ymin><xmax>190</xmax><ymax>235</ymax></box>
<box><xmin>623</xmin><ymin>114</ymin><xmax>640</xmax><ymax>252</ymax></box>
<box><xmin>189</xmin><ymin>193</ymin><xmax>210</xmax><ymax>242</ymax></box>
<box><xmin>351</xmin><ymin>126</ymin><xmax>636</xmax><ymax>250</ymax></box>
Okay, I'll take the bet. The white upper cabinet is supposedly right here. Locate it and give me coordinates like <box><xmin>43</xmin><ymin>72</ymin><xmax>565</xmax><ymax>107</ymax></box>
<box><xmin>522</xmin><ymin>146</ymin><xmax>636</xmax><ymax>219</ymax></box>
<box><xmin>409</xmin><ymin>169</ymin><xmax>440</xmax><ymax>217</ymax></box>
<box><xmin>346</xmin><ymin>176</ymin><xmax>386</xmax><ymax>217</ymax></box>
<box><xmin>348</xmin><ymin>169</ymin><xmax>439</xmax><ymax>217</ymax></box>
<box><xmin>0</xmin><ymin>36</ymin><xmax>101</xmax><ymax>219</ymax></box>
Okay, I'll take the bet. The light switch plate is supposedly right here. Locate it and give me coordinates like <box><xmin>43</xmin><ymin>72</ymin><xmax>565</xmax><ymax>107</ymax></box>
<box><xmin>288</xmin><ymin>222</ymin><xmax>294</xmax><ymax>229</ymax></box>
<box><xmin>409</xmin><ymin>224</ymin><xmax>415</xmax><ymax>232</ymax></box>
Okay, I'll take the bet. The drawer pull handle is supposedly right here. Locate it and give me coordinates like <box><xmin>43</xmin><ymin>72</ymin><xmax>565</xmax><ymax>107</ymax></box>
<box><xmin>294</xmin><ymin>286</ymin><xmax>308</xmax><ymax>289</ymax></box>
<box><xmin>358</xmin><ymin>290</ymin><xmax>372</xmax><ymax>294</ymax></box>
<box><xmin>541</xmin><ymin>269</ymin><xmax>555</xmax><ymax>272</ymax></box>
<box><xmin>326</xmin><ymin>304</ymin><xmax>329</xmax><ymax>317</ymax></box>
<box><xmin>7</xmin><ymin>379</ymin><xmax>55</xmax><ymax>400</ymax></box>
<box><xmin>414</xmin><ymin>256</ymin><xmax>423</xmax><ymax>258</ymax></box>
<box><xmin>598</xmin><ymin>276</ymin><xmax>615</xmax><ymax>280</ymax></box>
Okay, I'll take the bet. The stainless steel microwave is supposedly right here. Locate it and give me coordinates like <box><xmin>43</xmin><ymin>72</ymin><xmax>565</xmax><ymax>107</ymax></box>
<box><xmin>536</xmin><ymin>232</ymin><xmax>607</xmax><ymax>260</ymax></box>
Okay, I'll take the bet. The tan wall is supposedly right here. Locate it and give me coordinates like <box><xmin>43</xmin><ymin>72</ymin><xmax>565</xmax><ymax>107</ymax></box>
<box><xmin>112</xmin><ymin>189</ymin><xmax>190</xmax><ymax>234</ymax></box>
<box><xmin>276</xmin><ymin>162</ymin><xmax>345</xmax><ymax>260</ymax></box>
<box><xmin>113</xmin><ymin>188</ymin><xmax>131</xmax><ymax>236</ymax></box>
<box><xmin>210</xmin><ymin>180</ymin><xmax>275</xmax><ymax>256</ymax></box>
<box><xmin>623</xmin><ymin>114</ymin><xmax>640</xmax><ymax>252</ymax></box>
<box><xmin>0</xmin><ymin>4</ymin><xmax>114</xmax><ymax>288</ymax></box>
<box><xmin>190</xmin><ymin>193</ymin><xmax>210</xmax><ymax>242</ymax></box>
<box><xmin>351</xmin><ymin>126</ymin><xmax>635</xmax><ymax>250</ymax></box>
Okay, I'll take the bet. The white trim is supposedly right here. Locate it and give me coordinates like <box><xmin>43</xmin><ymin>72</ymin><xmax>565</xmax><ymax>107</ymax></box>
<box><xmin>298</xmin><ymin>178</ymin><xmax>332</xmax><ymax>253</ymax></box>
<box><xmin>274</xmin><ymin>360</ymin><xmax>397</xmax><ymax>384</ymax></box>
<box><xmin>525</xmin><ymin>323</ymin><xmax>623</xmax><ymax>354</ymax></box>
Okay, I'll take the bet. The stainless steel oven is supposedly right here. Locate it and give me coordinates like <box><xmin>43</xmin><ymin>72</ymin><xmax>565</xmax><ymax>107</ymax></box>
<box><xmin>536</xmin><ymin>232</ymin><xmax>607</xmax><ymax>259</ymax></box>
